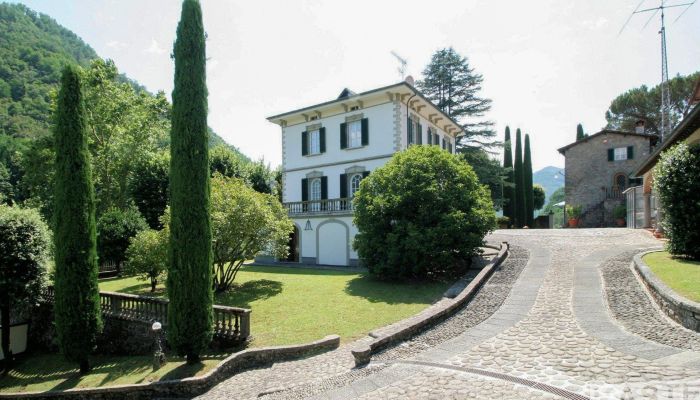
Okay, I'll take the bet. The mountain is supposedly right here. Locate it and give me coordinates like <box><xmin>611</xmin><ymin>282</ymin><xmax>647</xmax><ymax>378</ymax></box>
<box><xmin>533</xmin><ymin>166</ymin><xmax>564</xmax><ymax>202</ymax></box>
<box><xmin>0</xmin><ymin>2</ymin><xmax>238</xmax><ymax>152</ymax></box>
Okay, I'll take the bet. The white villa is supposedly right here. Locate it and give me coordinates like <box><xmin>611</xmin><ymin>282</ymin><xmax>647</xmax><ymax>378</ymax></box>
<box><xmin>265</xmin><ymin>79</ymin><xmax>462</xmax><ymax>267</ymax></box>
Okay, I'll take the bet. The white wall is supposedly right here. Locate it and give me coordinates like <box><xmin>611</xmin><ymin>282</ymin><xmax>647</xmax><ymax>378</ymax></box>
<box><xmin>294</xmin><ymin>216</ymin><xmax>356</xmax><ymax>263</ymax></box>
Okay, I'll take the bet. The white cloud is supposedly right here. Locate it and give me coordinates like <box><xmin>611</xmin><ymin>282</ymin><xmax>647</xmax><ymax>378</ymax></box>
<box><xmin>106</xmin><ymin>40</ymin><xmax>126</xmax><ymax>49</ymax></box>
<box><xmin>146</xmin><ymin>39</ymin><xmax>166</xmax><ymax>55</ymax></box>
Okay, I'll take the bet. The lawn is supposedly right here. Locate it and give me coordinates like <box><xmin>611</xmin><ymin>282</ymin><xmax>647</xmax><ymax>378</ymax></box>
<box><xmin>100</xmin><ymin>264</ymin><xmax>451</xmax><ymax>347</ymax></box>
<box><xmin>643</xmin><ymin>251</ymin><xmax>700</xmax><ymax>302</ymax></box>
<box><xmin>1</xmin><ymin>265</ymin><xmax>450</xmax><ymax>394</ymax></box>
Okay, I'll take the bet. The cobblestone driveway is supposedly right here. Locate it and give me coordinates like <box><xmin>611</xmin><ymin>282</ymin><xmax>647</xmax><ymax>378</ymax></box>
<box><xmin>196</xmin><ymin>229</ymin><xmax>700</xmax><ymax>400</ymax></box>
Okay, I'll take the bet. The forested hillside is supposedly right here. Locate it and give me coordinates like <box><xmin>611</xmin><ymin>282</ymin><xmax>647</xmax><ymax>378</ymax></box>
<box><xmin>0</xmin><ymin>2</ymin><xmax>257</xmax><ymax>218</ymax></box>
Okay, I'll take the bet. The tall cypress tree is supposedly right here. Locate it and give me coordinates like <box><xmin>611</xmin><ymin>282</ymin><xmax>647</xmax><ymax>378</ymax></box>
<box><xmin>502</xmin><ymin>126</ymin><xmax>514</xmax><ymax>225</ymax></box>
<box><xmin>513</xmin><ymin>129</ymin><xmax>525</xmax><ymax>228</ymax></box>
<box><xmin>53</xmin><ymin>65</ymin><xmax>102</xmax><ymax>374</ymax></box>
<box><xmin>524</xmin><ymin>134</ymin><xmax>534</xmax><ymax>227</ymax></box>
<box><xmin>168</xmin><ymin>0</ymin><xmax>213</xmax><ymax>364</ymax></box>
<box><xmin>576</xmin><ymin>123</ymin><xmax>585</xmax><ymax>141</ymax></box>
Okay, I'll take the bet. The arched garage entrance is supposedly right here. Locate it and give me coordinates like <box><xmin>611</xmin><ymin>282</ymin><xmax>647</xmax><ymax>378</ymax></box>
<box><xmin>317</xmin><ymin>220</ymin><xmax>348</xmax><ymax>266</ymax></box>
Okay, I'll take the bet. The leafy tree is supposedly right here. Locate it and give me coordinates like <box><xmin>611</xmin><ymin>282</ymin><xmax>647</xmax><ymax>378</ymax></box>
<box><xmin>417</xmin><ymin>47</ymin><xmax>494</xmax><ymax>149</ymax></box>
<box><xmin>129</xmin><ymin>151</ymin><xmax>170</xmax><ymax>229</ymax></box>
<box><xmin>533</xmin><ymin>184</ymin><xmax>545</xmax><ymax>211</ymax></box>
<box><xmin>247</xmin><ymin>159</ymin><xmax>275</xmax><ymax>195</ymax></box>
<box><xmin>654</xmin><ymin>142</ymin><xmax>700</xmax><ymax>260</ymax></box>
<box><xmin>53</xmin><ymin>65</ymin><xmax>101</xmax><ymax>373</ymax></box>
<box><xmin>542</xmin><ymin>187</ymin><xmax>565</xmax><ymax>228</ymax></box>
<box><xmin>0</xmin><ymin>205</ymin><xmax>50</xmax><ymax>374</ymax></box>
<box><xmin>576</xmin><ymin>123</ymin><xmax>586</xmax><ymax>141</ymax></box>
<box><xmin>124</xmin><ymin>227</ymin><xmax>168</xmax><ymax>292</ymax></box>
<box><xmin>209</xmin><ymin>144</ymin><xmax>247</xmax><ymax>179</ymax></box>
<box><xmin>167</xmin><ymin>0</ymin><xmax>213</xmax><ymax>364</ymax></box>
<box><xmin>462</xmin><ymin>148</ymin><xmax>505</xmax><ymax>210</ymax></box>
<box><xmin>502</xmin><ymin>126</ymin><xmax>514</xmax><ymax>224</ymax></box>
<box><xmin>353</xmin><ymin>145</ymin><xmax>495</xmax><ymax>281</ymax></box>
<box><xmin>97</xmin><ymin>207</ymin><xmax>148</xmax><ymax>270</ymax></box>
<box><xmin>524</xmin><ymin>134</ymin><xmax>534</xmax><ymax>227</ymax></box>
<box><xmin>513</xmin><ymin>129</ymin><xmax>524</xmax><ymax>227</ymax></box>
<box><xmin>209</xmin><ymin>176</ymin><xmax>292</xmax><ymax>292</ymax></box>
<box><xmin>605</xmin><ymin>72</ymin><xmax>699</xmax><ymax>136</ymax></box>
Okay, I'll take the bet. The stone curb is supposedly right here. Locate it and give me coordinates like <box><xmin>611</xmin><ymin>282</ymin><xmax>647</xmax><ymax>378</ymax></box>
<box><xmin>0</xmin><ymin>335</ymin><xmax>341</xmax><ymax>400</ymax></box>
<box><xmin>351</xmin><ymin>241</ymin><xmax>509</xmax><ymax>366</ymax></box>
<box><xmin>633</xmin><ymin>250</ymin><xmax>700</xmax><ymax>332</ymax></box>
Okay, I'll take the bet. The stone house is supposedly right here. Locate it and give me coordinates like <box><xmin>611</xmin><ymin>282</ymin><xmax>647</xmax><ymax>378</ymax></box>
<box><xmin>262</xmin><ymin>79</ymin><xmax>461</xmax><ymax>266</ymax></box>
<box><xmin>628</xmin><ymin>92</ymin><xmax>700</xmax><ymax>230</ymax></box>
<box><xmin>557</xmin><ymin>128</ymin><xmax>656</xmax><ymax>227</ymax></box>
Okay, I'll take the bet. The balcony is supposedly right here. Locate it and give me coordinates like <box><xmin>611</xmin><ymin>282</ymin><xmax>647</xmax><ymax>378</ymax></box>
<box><xmin>285</xmin><ymin>198</ymin><xmax>353</xmax><ymax>216</ymax></box>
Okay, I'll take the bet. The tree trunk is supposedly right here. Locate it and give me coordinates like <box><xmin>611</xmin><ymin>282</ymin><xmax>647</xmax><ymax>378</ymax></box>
<box><xmin>79</xmin><ymin>359</ymin><xmax>91</xmax><ymax>374</ymax></box>
<box><xmin>151</xmin><ymin>277</ymin><xmax>157</xmax><ymax>292</ymax></box>
<box><xmin>1</xmin><ymin>303</ymin><xmax>11</xmax><ymax>375</ymax></box>
<box><xmin>186</xmin><ymin>352</ymin><xmax>200</xmax><ymax>365</ymax></box>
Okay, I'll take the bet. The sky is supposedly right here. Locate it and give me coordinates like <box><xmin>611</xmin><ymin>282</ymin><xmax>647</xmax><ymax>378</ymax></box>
<box><xmin>10</xmin><ymin>0</ymin><xmax>700</xmax><ymax>171</ymax></box>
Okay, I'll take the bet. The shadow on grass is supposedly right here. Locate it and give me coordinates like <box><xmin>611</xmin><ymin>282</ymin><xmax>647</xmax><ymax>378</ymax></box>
<box><xmin>344</xmin><ymin>275</ymin><xmax>447</xmax><ymax>305</ymax></box>
<box><xmin>243</xmin><ymin>265</ymin><xmax>360</xmax><ymax>277</ymax></box>
<box><xmin>158</xmin><ymin>362</ymin><xmax>206</xmax><ymax>382</ymax></box>
<box><xmin>215</xmin><ymin>279</ymin><xmax>283</xmax><ymax>309</ymax></box>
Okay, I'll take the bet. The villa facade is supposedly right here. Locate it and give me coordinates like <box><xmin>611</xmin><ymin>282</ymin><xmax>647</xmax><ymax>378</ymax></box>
<box><xmin>265</xmin><ymin>80</ymin><xmax>462</xmax><ymax>266</ymax></box>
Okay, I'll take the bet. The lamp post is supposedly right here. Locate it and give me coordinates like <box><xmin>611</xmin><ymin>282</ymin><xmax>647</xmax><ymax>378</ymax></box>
<box><xmin>152</xmin><ymin>321</ymin><xmax>165</xmax><ymax>370</ymax></box>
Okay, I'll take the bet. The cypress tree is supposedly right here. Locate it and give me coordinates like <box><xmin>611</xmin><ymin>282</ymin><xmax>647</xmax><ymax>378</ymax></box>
<box><xmin>524</xmin><ymin>134</ymin><xmax>534</xmax><ymax>227</ymax></box>
<box><xmin>576</xmin><ymin>123</ymin><xmax>584</xmax><ymax>141</ymax></box>
<box><xmin>167</xmin><ymin>0</ymin><xmax>213</xmax><ymax>364</ymax></box>
<box><xmin>53</xmin><ymin>65</ymin><xmax>102</xmax><ymax>374</ymax></box>
<box><xmin>513</xmin><ymin>129</ymin><xmax>525</xmax><ymax>228</ymax></box>
<box><xmin>502</xmin><ymin>126</ymin><xmax>514</xmax><ymax>226</ymax></box>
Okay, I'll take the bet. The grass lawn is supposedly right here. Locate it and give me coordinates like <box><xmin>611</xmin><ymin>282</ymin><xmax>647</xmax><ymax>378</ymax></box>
<box><xmin>0</xmin><ymin>353</ymin><xmax>226</xmax><ymax>394</ymax></box>
<box><xmin>100</xmin><ymin>264</ymin><xmax>451</xmax><ymax>347</ymax></box>
<box><xmin>643</xmin><ymin>251</ymin><xmax>700</xmax><ymax>302</ymax></box>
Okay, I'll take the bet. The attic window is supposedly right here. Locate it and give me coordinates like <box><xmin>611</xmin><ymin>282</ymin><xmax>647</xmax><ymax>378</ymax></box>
<box><xmin>310</xmin><ymin>115</ymin><xmax>318</xmax><ymax>121</ymax></box>
<box><xmin>350</xmin><ymin>106</ymin><xmax>360</xmax><ymax>111</ymax></box>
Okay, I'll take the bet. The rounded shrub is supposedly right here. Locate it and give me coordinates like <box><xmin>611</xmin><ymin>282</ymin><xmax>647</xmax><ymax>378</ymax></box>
<box><xmin>124</xmin><ymin>228</ymin><xmax>168</xmax><ymax>292</ymax></box>
<box><xmin>97</xmin><ymin>207</ymin><xmax>148</xmax><ymax>269</ymax></box>
<box><xmin>654</xmin><ymin>142</ymin><xmax>700</xmax><ymax>260</ymax></box>
<box><xmin>353</xmin><ymin>145</ymin><xmax>496</xmax><ymax>281</ymax></box>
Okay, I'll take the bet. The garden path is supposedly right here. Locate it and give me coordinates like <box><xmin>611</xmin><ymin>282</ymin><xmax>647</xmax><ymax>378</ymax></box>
<box><xmin>196</xmin><ymin>229</ymin><xmax>700</xmax><ymax>400</ymax></box>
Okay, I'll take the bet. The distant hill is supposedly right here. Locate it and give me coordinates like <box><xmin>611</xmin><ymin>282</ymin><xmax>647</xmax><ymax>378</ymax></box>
<box><xmin>533</xmin><ymin>166</ymin><xmax>564</xmax><ymax>202</ymax></box>
<box><xmin>0</xmin><ymin>2</ymin><xmax>239</xmax><ymax>154</ymax></box>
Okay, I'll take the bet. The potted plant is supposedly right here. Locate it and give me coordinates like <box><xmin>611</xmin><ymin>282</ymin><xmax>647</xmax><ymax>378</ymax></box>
<box><xmin>613</xmin><ymin>204</ymin><xmax>626</xmax><ymax>227</ymax></box>
<box><xmin>497</xmin><ymin>215</ymin><xmax>510</xmax><ymax>229</ymax></box>
<box><xmin>566</xmin><ymin>205</ymin><xmax>582</xmax><ymax>228</ymax></box>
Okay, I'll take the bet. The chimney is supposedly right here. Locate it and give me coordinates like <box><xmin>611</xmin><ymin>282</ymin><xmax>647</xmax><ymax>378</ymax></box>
<box><xmin>404</xmin><ymin>75</ymin><xmax>415</xmax><ymax>86</ymax></box>
<box><xmin>635</xmin><ymin>119</ymin><xmax>645</xmax><ymax>134</ymax></box>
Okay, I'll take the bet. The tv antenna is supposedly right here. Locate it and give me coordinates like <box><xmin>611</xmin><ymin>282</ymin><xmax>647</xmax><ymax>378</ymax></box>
<box><xmin>619</xmin><ymin>0</ymin><xmax>695</xmax><ymax>141</ymax></box>
<box><xmin>390</xmin><ymin>51</ymin><xmax>408</xmax><ymax>80</ymax></box>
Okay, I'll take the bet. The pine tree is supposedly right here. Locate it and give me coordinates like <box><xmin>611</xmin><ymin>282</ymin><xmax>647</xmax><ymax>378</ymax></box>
<box><xmin>167</xmin><ymin>0</ymin><xmax>213</xmax><ymax>364</ymax></box>
<box><xmin>417</xmin><ymin>47</ymin><xmax>494</xmax><ymax>149</ymax></box>
<box><xmin>524</xmin><ymin>134</ymin><xmax>534</xmax><ymax>227</ymax></box>
<box><xmin>513</xmin><ymin>129</ymin><xmax>525</xmax><ymax>228</ymax></box>
<box><xmin>502</xmin><ymin>126</ymin><xmax>514</xmax><ymax>226</ymax></box>
<box><xmin>576</xmin><ymin>123</ymin><xmax>585</xmax><ymax>141</ymax></box>
<box><xmin>53</xmin><ymin>65</ymin><xmax>102</xmax><ymax>374</ymax></box>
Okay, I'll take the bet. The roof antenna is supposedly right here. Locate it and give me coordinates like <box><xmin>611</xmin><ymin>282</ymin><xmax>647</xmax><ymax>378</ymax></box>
<box><xmin>390</xmin><ymin>51</ymin><xmax>408</xmax><ymax>81</ymax></box>
<box><xmin>619</xmin><ymin>0</ymin><xmax>696</xmax><ymax>141</ymax></box>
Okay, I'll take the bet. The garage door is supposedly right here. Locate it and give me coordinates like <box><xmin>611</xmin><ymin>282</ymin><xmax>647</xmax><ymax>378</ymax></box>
<box><xmin>317</xmin><ymin>222</ymin><xmax>348</xmax><ymax>266</ymax></box>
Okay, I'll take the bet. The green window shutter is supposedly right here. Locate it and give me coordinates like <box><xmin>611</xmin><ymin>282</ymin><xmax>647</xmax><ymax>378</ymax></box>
<box><xmin>407</xmin><ymin>117</ymin><xmax>412</xmax><ymax>145</ymax></box>
<box><xmin>627</xmin><ymin>146</ymin><xmax>634</xmax><ymax>160</ymax></box>
<box><xmin>301</xmin><ymin>178</ymin><xmax>308</xmax><ymax>201</ymax></box>
<box><xmin>301</xmin><ymin>131</ymin><xmax>308</xmax><ymax>156</ymax></box>
<box><xmin>340</xmin><ymin>123</ymin><xmax>347</xmax><ymax>149</ymax></box>
<box><xmin>361</xmin><ymin>118</ymin><xmax>369</xmax><ymax>146</ymax></box>
<box><xmin>434</xmin><ymin>134</ymin><xmax>439</xmax><ymax>146</ymax></box>
<box><xmin>607</xmin><ymin>148</ymin><xmax>614</xmax><ymax>161</ymax></box>
<box><xmin>362</xmin><ymin>171</ymin><xmax>370</xmax><ymax>179</ymax></box>
<box><xmin>319</xmin><ymin>127</ymin><xmax>326</xmax><ymax>153</ymax></box>
<box><xmin>417</xmin><ymin>123</ymin><xmax>423</xmax><ymax>144</ymax></box>
<box><xmin>427</xmin><ymin>128</ymin><xmax>432</xmax><ymax>145</ymax></box>
<box><xmin>320</xmin><ymin>176</ymin><xmax>328</xmax><ymax>199</ymax></box>
<box><xmin>442</xmin><ymin>138</ymin><xmax>446</xmax><ymax>149</ymax></box>
<box><xmin>340</xmin><ymin>174</ymin><xmax>347</xmax><ymax>198</ymax></box>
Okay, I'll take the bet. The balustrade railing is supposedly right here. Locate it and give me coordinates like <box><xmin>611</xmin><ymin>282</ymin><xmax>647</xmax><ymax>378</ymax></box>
<box><xmin>605</xmin><ymin>186</ymin><xmax>625</xmax><ymax>200</ymax></box>
<box><xmin>285</xmin><ymin>198</ymin><xmax>353</xmax><ymax>215</ymax></box>
<box><xmin>44</xmin><ymin>286</ymin><xmax>250</xmax><ymax>342</ymax></box>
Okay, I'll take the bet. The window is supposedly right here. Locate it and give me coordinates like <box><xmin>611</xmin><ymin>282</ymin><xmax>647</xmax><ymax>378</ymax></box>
<box><xmin>309</xmin><ymin>129</ymin><xmax>320</xmax><ymax>154</ymax></box>
<box><xmin>350</xmin><ymin>105</ymin><xmax>360</xmax><ymax>111</ymax></box>
<box><xmin>407</xmin><ymin>117</ymin><xmax>415</xmax><ymax>145</ymax></box>
<box><xmin>350</xmin><ymin>174</ymin><xmax>362</xmax><ymax>197</ymax></box>
<box><xmin>348</xmin><ymin>120</ymin><xmax>362</xmax><ymax>148</ymax></box>
<box><xmin>614</xmin><ymin>147</ymin><xmax>627</xmax><ymax>161</ymax></box>
<box><xmin>310</xmin><ymin>178</ymin><xmax>321</xmax><ymax>211</ymax></box>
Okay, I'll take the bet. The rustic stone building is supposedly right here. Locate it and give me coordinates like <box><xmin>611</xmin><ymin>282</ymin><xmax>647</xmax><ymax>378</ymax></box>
<box><xmin>558</xmin><ymin>128</ymin><xmax>656</xmax><ymax>227</ymax></box>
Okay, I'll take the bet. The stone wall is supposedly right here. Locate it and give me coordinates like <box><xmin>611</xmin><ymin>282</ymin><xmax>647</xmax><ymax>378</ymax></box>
<box><xmin>562</xmin><ymin>132</ymin><xmax>653</xmax><ymax>226</ymax></box>
<box><xmin>634</xmin><ymin>251</ymin><xmax>700</xmax><ymax>332</ymax></box>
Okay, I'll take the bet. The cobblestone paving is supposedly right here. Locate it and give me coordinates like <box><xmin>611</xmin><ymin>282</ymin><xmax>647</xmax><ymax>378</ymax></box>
<box><xmin>601</xmin><ymin>250</ymin><xmax>700</xmax><ymax>352</ymax></box>
<box><xmin>197</xmin><ymin>229</ymin><xmax>700</xmax><ymax>400</ymax></box>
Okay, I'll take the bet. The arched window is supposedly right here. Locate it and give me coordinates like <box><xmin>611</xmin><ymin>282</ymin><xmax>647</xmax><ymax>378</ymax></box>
<box><xmin>350</xmin><ymin>174</ymin><xmax>362</xmax><ymax>197</ymax></box>
<box><xmin>310</xmin><ymin>178</ymin><xmax>322</xmax><ymax>201</ymax></box>
<box><xmin>614</xmin><ymin>173</ymin><xmax>627</xmax><ymax>191</ymax></box>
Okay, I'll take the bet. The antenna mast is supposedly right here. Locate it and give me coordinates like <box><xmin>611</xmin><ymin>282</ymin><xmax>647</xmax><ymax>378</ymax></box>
<box><xmin>390</xmin><ymin>51</ymin><xmax>408</xmax><ymax>80</ymax></box>
<box><xmin>620</xmin><ymin>0</ymin><xmax>695</xmax><ymax>141</ymax></box>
